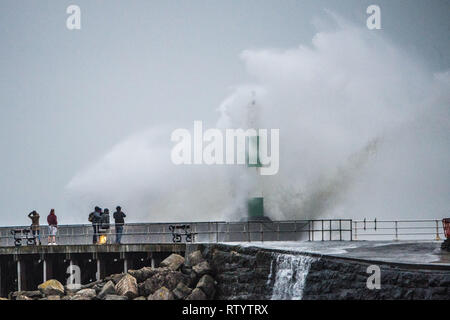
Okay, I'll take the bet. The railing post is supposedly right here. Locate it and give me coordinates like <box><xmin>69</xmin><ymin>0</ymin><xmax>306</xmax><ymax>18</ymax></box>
<box><xmin>350</xmin><ymin>220</ymin><xmax>353</xmax><ymax>241</ymax></box>
<box><xmin>395</xmin><ymin>221</ymin><xmax>398</xmax><ymax>241</ymax></box>
<box><xmin>329</xmin><ymin>220</ymin><xmax>332</xmax><ymax>241</ymax></box>
<box><xmin>216</xmin><ymin>222</ymin><xmax>219</xmax><ymax>243</ymax></box>
<box><xmin>436</xmin><ymin>220</ymin><xmax>441</xmax><ymax>241</ymax></box>
<box><xmin>260</xmin><ymin>223</ymin><xmax>263</xmax><ymax>242</ymax></box>
<box><xmin>311</xmin><ymin>221</ymin><xmax>314</xmax><ymax>241</ymax></box>
<box><xmin>321</xmin><ymin>220</ymin><xmax>324</xmax><ymax>241</ymax></box>
<box><xmin>193</xmin><ymin>224</ymin><xmax>197</xmax><ymax>243</ymax></box>
<box><xmin>308</xmin><ymin>221</ymin><xmax>311</xmax><ymax>242</ymax></box>
<box><xmin>277</xmin><ymin>223</ymin><xmax>280</xmax><ymax>241</ymax></box>
<box><xmin>339</xmin><ymin>219</ymin><xmax>342</xmax><ymax>241</ymax></box>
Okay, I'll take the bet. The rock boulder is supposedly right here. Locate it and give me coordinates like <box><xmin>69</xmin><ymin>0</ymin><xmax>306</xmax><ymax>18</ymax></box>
<box><xmin>196</xmin><ymin>274</ymin><xmax>216</xmax><ymax>298</ymax></box>
<box><xmin>188</xmin><ymin>250</ymin><xmax>205</xmax><ymax>266</ymax></box>
<box><xmin>172</xmin><ymin>282</ymin><xmax>193</xmax><ymax>300</ymax></box>
<box><xmin>98</xmin><ymin>280</ymin><xmax>116</xmax><ymax>299</ymax></box>
<box><xmin>160</xmin><ymin>254</ymin><xmax>185</xmax><ymax>271</ymax></box>
<box><xmin>128</xmin><ymin>267</ymin><xmax>156</xmax><ymax>282</ymax></box>
<box><xmin>75</xmin><ymin>288</ymin><xmax>96</xmax><ymax>299</ymax></box>
<box><xmin>115</xmin><ymin>274</ymin><xmax>138</xmax><ymax>299</ymax></box>
<box><xmin>10</xmin><ymin>290</ymin><xmax>42</xmax><ymax>300</ymax></box>
<box><xmin>141</xmin><ymin>269</ymin><xmax>189</xmax><ymax>296</ymax></box>
<box><xmin>147</xmin><ymin>287</ymin><xmax>175</xmax><ymax>300</ymax></box>
<box><xmin>186</xmin><ymin>288</ymin><xmax>207</xmax><ymax>300</ymax></box>
<box><xmin>192</xmin><ymin>261</ymin><xmax>212</xmax><ymax>277</ymax></box>
<box><xmin>38</xmin><ymin>279</ymin><xmax>65</xmax><ymax>296</ymax></box>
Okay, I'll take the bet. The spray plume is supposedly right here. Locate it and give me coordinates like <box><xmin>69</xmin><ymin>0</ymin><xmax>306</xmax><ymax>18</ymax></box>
<box><xmin>66</xmin><ymin>15</ymin><xmax>450</xmax><ymax>222</ymax></box>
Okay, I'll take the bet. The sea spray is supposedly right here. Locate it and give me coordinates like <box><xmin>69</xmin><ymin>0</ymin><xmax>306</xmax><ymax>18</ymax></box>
<box><xmin>268</xmin><ymin>253</ymin><xmax>316</xmax><ymax>300</ymax></box>
<box><xmin>66</xmin><ymin>14</ymin><xmax>450</xmax><ymax>223</ymax></box>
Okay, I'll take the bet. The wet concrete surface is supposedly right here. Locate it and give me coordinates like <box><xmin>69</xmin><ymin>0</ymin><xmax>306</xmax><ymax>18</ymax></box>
<box><xmin>232</xmin><ymin>240</ymin><xmax>450</xmax><ymax>266</ymax></box>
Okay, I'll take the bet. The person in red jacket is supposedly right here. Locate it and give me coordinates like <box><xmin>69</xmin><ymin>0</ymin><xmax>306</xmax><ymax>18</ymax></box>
<box><xmin>47</xmin><ymin>209</ymin><xmax>58</xmax><ymax>245</ymax></box>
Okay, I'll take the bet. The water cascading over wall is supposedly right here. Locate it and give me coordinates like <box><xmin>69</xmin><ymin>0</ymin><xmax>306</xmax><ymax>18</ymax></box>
<box><xmin>267</xmin><ymin>253</ymin><xmax>316</xmax><ymax>300</ymax></box>
<box><xmin>205</xmin><ymin>244</ymin><xmax>317</xmax><ymax>300</ymax></box>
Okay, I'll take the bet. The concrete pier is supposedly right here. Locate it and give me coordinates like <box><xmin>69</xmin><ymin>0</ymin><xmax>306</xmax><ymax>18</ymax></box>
<box><xmin>0</xmin><ymin>243</ymin><xmax>186</xmax><ymax>297</ymax></box>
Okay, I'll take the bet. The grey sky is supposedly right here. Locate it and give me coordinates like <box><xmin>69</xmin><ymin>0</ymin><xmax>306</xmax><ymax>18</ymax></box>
<box><xmin>0</xmin><ymin>0</ymin><xmax>449</xmax><ymax>226</ymax></box>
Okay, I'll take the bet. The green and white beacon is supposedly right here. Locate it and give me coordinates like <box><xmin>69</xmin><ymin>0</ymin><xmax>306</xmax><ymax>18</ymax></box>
<box><xmin>244</xmin><ymin>92</ymin><xmax>271</xmax><ymax>222</ymax></box>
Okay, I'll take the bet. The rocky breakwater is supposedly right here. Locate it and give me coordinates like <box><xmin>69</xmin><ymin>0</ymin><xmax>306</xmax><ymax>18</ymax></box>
<box><xmin>199</xmin><ymin>244</ymin><xmax>450</xmax><ymax>300</ymax></box>
<box><xmin>6</xmin><ymin>251</ymin><xmax>216</xmax><ymax>301</ymax></box>
<box><xmin>302</xmin><ymin>256</ymin><xmax>450</xmax><ymax>300</ymax></box>
<box><xmin>202</xmin><ymin>244</ymin><xmax>274</xmax><ymax>300</ymax></box>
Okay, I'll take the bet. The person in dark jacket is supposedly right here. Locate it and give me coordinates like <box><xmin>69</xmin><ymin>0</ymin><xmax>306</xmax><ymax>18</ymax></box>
<box><xmin>47</xmin><ymin>209</ymin><xmax>58</xmax><ymax>245</ymax></box>
<box><xmin>99</xmin><ymin>208</ymin><xmax>110</xmax><ymax>244</ymax></box>
<box><xmin>28</xmin><ymin>210</ymin><xmax>41</xmax><ymax>245</ymax></box>
<box><xmin>89</xmin><ymin>206</ymin><xmax>102</xmax><ymax>244</ymax></box>
<box><xmin>101</xmin><ymin>208</ymin><xmax>110</xmax><ymax>230</ymax></box>
<box><xmin>113</xmin><ymin>206</ymin><xmax>126</xmax><ymax>244</ymax></box>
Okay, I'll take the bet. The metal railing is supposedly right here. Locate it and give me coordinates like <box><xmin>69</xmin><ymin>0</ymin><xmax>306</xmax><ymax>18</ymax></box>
<box><xmin>0</xmin><ymin>218</ymin><xmax>445</xmax><ymax>247</ymax></box>
<box><xmin>308</xmin><ymin>219</ymin><xmax>353</xmax><ymax>241</ymax></box>
<box><xmin>352</xmin><ymin>219</ymin><xmax>446</xmax><ymax>241</ymax></box>
<box><xmin>0</xmin><ymin>219</ymin><xmax>353</xmax><ymax>247</ymax></box>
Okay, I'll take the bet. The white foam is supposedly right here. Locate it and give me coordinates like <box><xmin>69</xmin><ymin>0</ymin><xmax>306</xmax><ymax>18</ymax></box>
<box><xmin>269</xmin><ymin>253</ymin><xmax>316</xmax><ymax>300</ymax></box>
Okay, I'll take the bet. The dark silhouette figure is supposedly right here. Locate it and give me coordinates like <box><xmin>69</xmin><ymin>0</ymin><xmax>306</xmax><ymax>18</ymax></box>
<box><xmin>113</xmin><ymin>206</ymin><xmax>126</xmax><ymax>244</ymax></box>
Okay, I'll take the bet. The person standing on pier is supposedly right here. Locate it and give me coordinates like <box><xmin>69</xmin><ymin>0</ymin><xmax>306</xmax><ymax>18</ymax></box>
<box><xmin>89</xmin><ymin>206</ymin><xmax>102</xmax><ymax>244</ymax></box>
<box><xmin>47</xmin><ymin>209</ymin><xmax>58</xmax><ymax>245</ymax></box>
<box><xmin>101</xmin><ymin>208</ymin><xmax>110</xmax><ymax>230</ymax></box>
<box><xmin>28</xmin><ymin>210</ymin><xmax>41</xmax><ymax>245</ymax></box>
<box><xmin>113</xmin><ymin>206</ymin><xmax>126</xmax><ymax>244</ymax></box>
<box><xmin>100</xmin><ymin>208</ymin><xmax>110</xmax><ymax>244</ymax></box>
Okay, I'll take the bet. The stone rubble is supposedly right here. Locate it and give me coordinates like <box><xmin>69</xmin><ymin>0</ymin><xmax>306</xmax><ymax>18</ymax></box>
<box><xmin>5</xmin><ymin>250</ymin><xmax>216</xmax><ymax>301</ymax></box>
